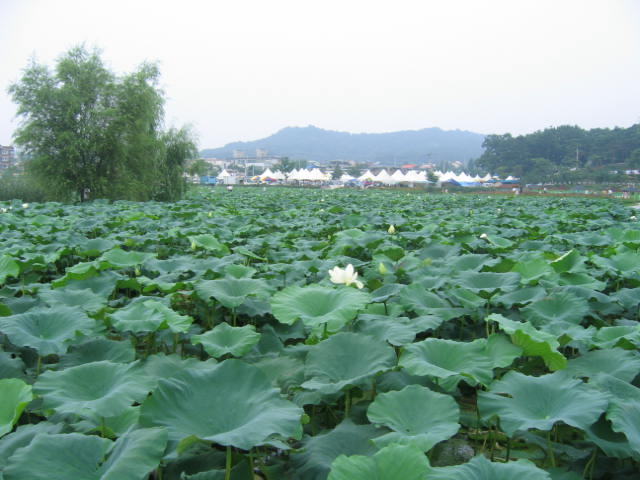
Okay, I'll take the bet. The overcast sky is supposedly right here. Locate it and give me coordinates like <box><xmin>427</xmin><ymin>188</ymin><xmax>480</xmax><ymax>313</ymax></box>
<box><xmin>1</xmin><ymin>0</ymin><xmax>639</xmax><ymax>149</ymax></box>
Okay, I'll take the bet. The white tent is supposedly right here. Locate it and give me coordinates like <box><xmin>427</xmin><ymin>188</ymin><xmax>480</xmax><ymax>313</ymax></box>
<box><xmin>390</xmin><ymin>169</ymin><xmax>407</xmax><ymax>183</ymax></box>
<box><xmin>373</xmin><ymin>169</ymin><xmax>395</xmax><ymax>184</ymax></box>
<box><xmin>358</xmin><ymin>170</ymin><xmax>375</xmax><ymax>181</ymax></box>
<box><xmin>271</xmin><ymin>170</ymin><xmax>286</xmax><ymax>180</ymax></box>
<box><xmin>218</xmin><ymin>169</ymin><xmax>231</xmax><ymax>179</ymax></box>
<box><xmin>405</xmin><ymin>170</ymin><xmax>427</xmax><ymax>183</ymax></box>
<box><xmin>339</xmin><ymin>173</ymin><xmax>356</xmax><ymax>182</ymax></box>
<box><xmin>259</xmin><ymin>168</ymin><xmax>275</xmax><ymax>180</ymax></box>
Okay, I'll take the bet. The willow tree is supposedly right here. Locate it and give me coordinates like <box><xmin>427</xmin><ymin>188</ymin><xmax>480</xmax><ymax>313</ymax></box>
<box><xmin>9</xmin><ymin>46</ymin><xmax>196</xmax><ymax>202</ymax></box>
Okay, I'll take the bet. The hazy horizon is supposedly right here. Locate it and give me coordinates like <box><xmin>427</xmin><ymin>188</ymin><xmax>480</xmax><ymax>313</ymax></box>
<box><xmin>1</xmin><ymin>0</ymin><xmax>639</xmax><ymax>149</ymax></box>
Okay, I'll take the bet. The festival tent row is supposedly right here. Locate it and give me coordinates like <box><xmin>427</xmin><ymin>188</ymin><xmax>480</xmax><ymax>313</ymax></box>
<box><xmin>228</xmin><ymin>167</ymin><xmax>504</xmax><ymax>186</ymax></box>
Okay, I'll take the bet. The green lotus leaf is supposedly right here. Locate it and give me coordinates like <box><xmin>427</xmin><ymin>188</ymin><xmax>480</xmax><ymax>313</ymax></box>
<box><xmin>3</xmin><ymin>433</ymin><xmax>111</xmax><ymax>480</ymax></box>
<box><xmin>188</xmin><ymin>234</ymin><xmax>230</xmax><ymax>256</ymax></box>
<box><xmin>98</xmin><ymin>248</ymin><xmax>156</xmax><ymax>269</ymax></box>
<box><xmin>591</xmin><ymin>325</ymin><xmax>640</xmax><ymax>349</ymax></box>
<box><xmin>584</xmin><ymin>415</ymin><xmax>639</xmax><ymax>460</ymax></box>
<box><xmin>0</xmin><ymin>350</ymin><xmax>26</xmax><ymax>380</ymax></box>
<box><xmin>369</xmin><ymin>283</ymin><xmax>404</xmax><ymax>303</ymax></box>
<box><xmin>565</xmin><ymin>349</ymin><xmax>640</xmax><ymax>382</ymax></box>
<box><xmin>292</xmin><ymin>419</ymin><xmax>381</xmax><ymax>480</ymax></box>
<box><xmin>554</xmin><ymin>272</ymin><xmax>606</xmax><ymax>290</ymax></box>
<box><xmin>492</xmin><ymin>286</ymin><xmax>547</xmax><ymax>308</ymax></box>
<box><xmin>328</xmin><ymin>443</ymin><xmax>430</xmax><ymax>480</ymax></box>
<box><xmin>3</xmin><ymin>428</ymin><xmax>167</xmax><ymax>480</ymax></box>
<box><xmin>592</xmin><ymin>251</ymin><xmax>640</xmax><ymax>277</ymax></box>
<box><xmin>425</xmin><ymin>454</ymin><xmax>550</xmax><ymax>479</ymax></box>
<box><xmin>478</xmin><ymin>371</ymin><xmax>608</xmax><ymax>436</ymax></box>
<box><xmin>481</xmin><ymin>234</ymin><xmax>514</xmax><ymax>249</ymax></box>
<box><xmin>35</xmin><ymin>360</ymin><xmax>154</xmax><ymax>418</ymax></box>
<box><xmin>448</xmin><ymin>253</ymin><xmax>498</xmax><ymax>272</ymax></box>
<box><xmin>109</xmin><ymin>298</ymin><xmax>192</xmax><ymax>334</ymax></box>
<box><xmin>0</xmin><ymin>306</ymin><xmax>96</xmax><ymax>356</ymax></box>
<box><xmin>76</xmin><ymin>237</ymin><xmax>117</xmax><ymax>257</ymax></box>
<box><xmin>39</xmin><ymin>287</ymin><xmax>108</xmax><ymax>314</ymax></box>
<box><xmin>302</xmin><ymin>332</ymin><xmax>396</xmax><ymax>395</ymax></box>
<box><xmin>0</xmin><ymin>255</ymin><xmax>20</xmax><ymax>284</ymax></box>
<box><xmin>520</xmin><ymin>291</ymin><xmax>590</xmax><ymax>326</ymax></box>
<box><xmin>399</xmin><ymin>284</ymin><xmax>465</xmax><ymax>321</ymax></box>
<box><xmin>75</xmin><ymin>406</ymin><xmax>141</xmax><ymax>438</ymax></box>
<box><xmin>140</xmin><ymin>359</ymin><xmax>304</xmax><ymax>450</ymax></box>
<box><xmin>591</xmin><ymin>373</ymin><xmax>640</xmax><ymax>455</ymax></box>
<box><xmin>0</xmin><ymin>379</ymin><xmax>33</xmax><ymax>437</ymax></box>
<box><xmin>0</xmin><ymin>422</ymin><xmax>63</xmax><ymax>470</ymax></box>
<box><xmin>354</xmin><ymin>315</ymin><xmax>417</xmax><ymax>347</ymax></box>
<box><xmin>446</xmin><ymin>287</ymin><xmax>486</xmax><ymax>309</ymax></box>
<box><xmin>614</xmin><ymin>287</ymin><xmax>640</xmax><ymax>310</ymax></box>
<box><xmin>98</xmin><ymin>427</ymin><xmax>168</xmax><ymax>480</ymax></box>
<box><xmin>195</xmin><ymin>277</ymin><xmax>270</xmax><ymax>309</ymax></box>
<box><xmin>483</xmin><ymin>333</ymin><xmax>524</xmax><ymax>368</ymax></box>
<box><xmin>59</xmin><ymin>337</ymin><xmax>136</xmax><ymax>368</ymax></box>
<box><xmin>511</xmin><ymin>258</ymin><xmax>554</xmax><ymax>284</ymax></box>
<box><xmin>486</xmin><ymin>314</ymin><xmax>566</xmax><ymax>371</ymax></box>
<box><xmin>367</xmin><ymin>384</ymin><xmax>459</xmax><ymax>451</ymax></box>
<box><xmin>453</xmin><ymin>271</ymin><xmax>520</xmax><ymax>293</ymax></box>
<box><xmin>399</xmin><ymin>338</ymin><xmax>494</xmax><ymax>390</ymax></box>
<box><xmin>191</xmin><ymin>323</ymin><xmax>261</xmax><ymax>358</ymax></box>
<box><xmin>550</xmin><ymin>249</ymin><xmax>584</xmax><ymax>273</ymax></box>
<box><xmin>271</xmin><ymin>285</ymin><xmax>371</xmax><ymax>332</ymax></box>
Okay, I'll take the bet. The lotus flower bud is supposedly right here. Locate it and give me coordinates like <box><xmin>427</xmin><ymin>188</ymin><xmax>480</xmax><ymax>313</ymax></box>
<box><xmin>388</xmin><ymin>225</ymin><xmax>396</xmax><ymax>234</ymax></box>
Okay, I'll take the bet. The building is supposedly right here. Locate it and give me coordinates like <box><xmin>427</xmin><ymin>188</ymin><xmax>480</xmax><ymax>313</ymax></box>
<box><xmin>0</xmin><ymin>145</ymin><xmax>17</xmax><ymax>172</ymax></box>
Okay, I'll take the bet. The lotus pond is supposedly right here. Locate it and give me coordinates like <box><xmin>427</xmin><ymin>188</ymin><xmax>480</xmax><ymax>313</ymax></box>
<box><xmin>1</xmin><ymin>188</ymin><xmax>639</xmax><ymax>479</ymax></box>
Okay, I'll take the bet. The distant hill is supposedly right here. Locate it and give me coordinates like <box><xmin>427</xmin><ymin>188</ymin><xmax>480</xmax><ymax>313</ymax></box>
<box><xmin>200</xmin><ymin>125</ymin><xmax>485</xmax><ymax>165</ymax></box>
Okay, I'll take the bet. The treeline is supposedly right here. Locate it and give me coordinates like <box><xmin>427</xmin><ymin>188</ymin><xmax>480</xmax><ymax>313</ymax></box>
<box><xmin>476</xmin><ymin>125</ymin><xmax>640</xmax><ymax>183</ymax></box>
<box><xmin>5</xmin><ymin>46</ymin><xmax>197</xmax><ymax>203</ymax></box>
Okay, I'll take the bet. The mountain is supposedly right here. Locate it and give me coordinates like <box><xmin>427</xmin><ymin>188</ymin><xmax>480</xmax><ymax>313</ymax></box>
<box><xmin>200</xmin><ymin>125</ymin><xmax>485</xmax><ymax>165</ymax></box>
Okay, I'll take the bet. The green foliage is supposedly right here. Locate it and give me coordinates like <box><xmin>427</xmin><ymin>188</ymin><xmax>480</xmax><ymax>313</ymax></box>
<box><xmin>0</xmin><ymin>189</ymin><xmax>639</xmax><ymax>478</ymax></box>
<box><xmin>8</xmin><ymin>45</ymin><xmax>196</xmax><ymax>202</ymax></box>
<box><xmin>477</xmin><ymin>124</ymin><xmax>640</xmax><ymax>181</ymax></box>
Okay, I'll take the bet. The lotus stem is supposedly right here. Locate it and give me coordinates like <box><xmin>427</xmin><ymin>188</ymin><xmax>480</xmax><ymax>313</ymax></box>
<box><xmin>36</xmin><ymin>355</ymin><xmax>41</xmax><ymax>376</ymax></box>
<box><xmin>582</xmin><ymin>448</ymin><xmax>597</xmax><ymax>479</ymax></box>
<box><xmin>344</xmin><ymin>389</ymin><xmax>351</xmax><ymax>418</ymax></box>
<box><xmin>546</xmin><ymin>430</ymin><xmax>556</xmax><ymax>467</ymax></box>
<box><xmin>172</xmin><ymin>333</ymin><xmax>179</xmax><ymax>354</ymax></box>
<box><xmin>225</xmin><ymin>445</ymin><xmax>232</xmax><ymax>480</ymax></box>
<box><xmin>505</xmin><ymin>436</ymin><xmax>511</xmax><ymax>463</ymax></box>
<box><xmin>248</xmin><ymin>449</ymin><xmax>255</xmax><ymax>475</ymax></box>
<box><xmin>232</xmin><ymin>308</ymin><xmax>237</xmax><ymax>327</ymax></box>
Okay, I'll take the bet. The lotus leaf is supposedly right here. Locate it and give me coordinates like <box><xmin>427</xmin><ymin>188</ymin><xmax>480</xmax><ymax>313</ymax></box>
<box><xmin>271</xmin><ymin>285</ymin><xmax>371</xmax><ymax>331</ymax></box>
<box><xmin>292</xmin><ymin>419</ymin><xmax>381</xmax><ymax>480</ymax></box>
<box><xmin>565</xmin><ymin>349</ymin><xmax>640</xmax><ymax>382</ymax></box>
<box><xmin>35</xmin><ymin>360</ymin><xmax>154</xmax><ymax>418</ymax></box>
<box><xmin>486</xmin><ymin>314</ymin><xmax>566</xmax><ymax>370</ymax></box>
<box><xmin>399</xmin><ymin>338</ymin><xmax>494</xmax><ymax>390</ymax></box>
<box><xmin>591</xmin><ymin>374</ymin><xmax>640</xmax><ymax>455</ymax></box>
<box><xmin>0</xmin><ymin>255</ymin><xmax>19</xmax><ymax>284</ymax></box>
<box><xmin>328</xmin><ymin>443</ymin><xmax>430</xmax><ymax>480</ymax></box>
<box><xmin>188</xmin><ymin>234</ymin><xmax>230</xmax><ymax>256</ymax></box>
<box><xmin>195</xmin><ymin>277</ymin><xmax>270</xmax><ymax>309</ymax></box>
<box><xmin>0</xmin><ymin>306</ymin><xmax>96</xmax><ymax>356</ymax></box>
<box><xmin>0</xmin><ymin>378</ymin><xmax>33</xmax><ymax>437</ymax></box>
<box><xmin>0</xmin><ymin>422</ymin><xmax>63</xmax><ymax>470</ymax></box>
<box><xmin>301</xmin><ymin>332</ymin><xmax>396</xmax><ymax>395</ymax></box>
<box><xmin>3</xmin><ymin>428</ymin><xmax>167</xmax><ymax>480</ymax></box>
<box><xmin>98</xmin><ymin>248</ymin><xmax>156</xmax><ymax>269</ymax></box>
<box><xmin>39</xmin><ymin>286</ymin><xmax>107</xmax><ymax>314</ymax></box>
<box><xmin>550</xmin><ymin>249</ymin><xmax>584</xmax><ymax>273</ymax></box>
<box><xmin>478</xmin><ymin>371</ymin><xmax>608</xmax><ymax>436</ymax></box>
<box><xmin>453</xmin><ymin>271</ymin><xmax>520</xmax><ymax>293</ymax></box>
<box><xmin>109</xmin><ymin>298</ymin><xmax>192</xmax><ymax>333</ymax></box>
<box><xmin>59</xmin><ymin>337</ymin><xmax>136</xmax><ymax>368</ymax></box>
<box><xmin>367</xmin><ymin>384</ymin><xmax>460</xmax><ymax>451</ymax></box>
<box><xmin>140</xmin><ymin>359</ymin><xmax>304</xmax><ymax>450</ymax></box>
<box><xmin>492</xmin><ymin>286</ymin><xmax>548</xmax><ymax>308</ymax></box>
<box><xmin>425</xmin><ymin>454</ymin><xmax>550</xmax><ymax>479</ymax></box>
<box><xmin>191</xmin><ymin>323</ymin><xmax>261</xmax><ymax>358</ymax></box>
<box><xmin>520</xmin><ymin>291</ymin><xmax>590</xmax><ymax>326</ymax></box>
<box><xmin>511</xmin><ymin>258</ymin><xmax>554</xmax><ymax>284</ymax></box>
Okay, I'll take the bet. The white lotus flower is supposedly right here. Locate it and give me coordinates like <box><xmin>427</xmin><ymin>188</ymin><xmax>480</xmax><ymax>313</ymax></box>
<box><xmin>631</xmin><ymin>215</ymin><xmax>637</xmax><ymax>221</ymax></box>
<box><xmin>388</xmin><ymin>225</ymin><xmax>396</xmax><ymax>234</ymax></box>
<box><xmin>328</xmin><ymin>264</ymin><xmax>364</xmax><ymax>289</ymax></box>
<box><xmin>22</xmin><ymin>203</ymin><xmax>29</xmax><ymax>208</ymax></box>
<box><xmin>0</xmin><ymin>208</ymin><xmax>6</xmax><ymax>213</ymax></box>
<box><xmin>480</xmin><ymin>233</ymin><xmax>488</xmax><ymax>239</ymax></box>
